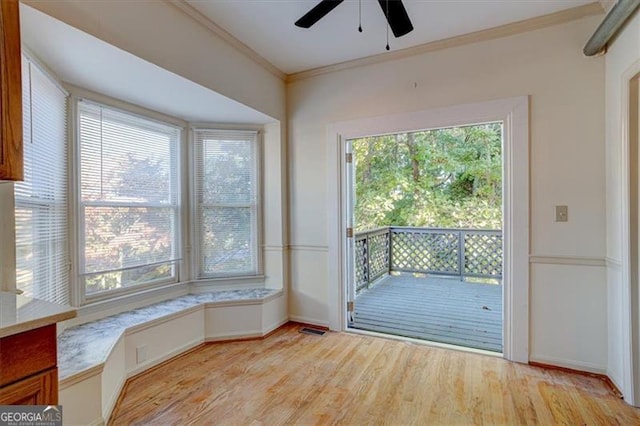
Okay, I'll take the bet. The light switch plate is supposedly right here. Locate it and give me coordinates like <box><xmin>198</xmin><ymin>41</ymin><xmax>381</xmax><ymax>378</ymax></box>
<box><xmin>555</xmin><ymin>205</ymin><xmax>568</xmax><ymax>222</ymax></box>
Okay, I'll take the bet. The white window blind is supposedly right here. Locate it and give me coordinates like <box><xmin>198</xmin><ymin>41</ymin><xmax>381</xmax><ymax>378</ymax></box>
<box><xmin>14</xmin><ymin>56</ymin><xmax>69</xmax><ymax>305</ymax></box>
<box><xmin>193</xmin><ymin>129</ymin><xmax>259</xmax><ymax>278</ymax></box>
<box><xmin>78</xmin><ymin>101</ymin><xmax>181</xmax><ymax>296</ymax></box>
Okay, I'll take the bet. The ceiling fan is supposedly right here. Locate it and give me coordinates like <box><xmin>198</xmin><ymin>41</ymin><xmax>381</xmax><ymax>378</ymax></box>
<box><xmin>295</xmin><ymin>0</ymin><xmax>414</xmax><ymax>38</ymax></box>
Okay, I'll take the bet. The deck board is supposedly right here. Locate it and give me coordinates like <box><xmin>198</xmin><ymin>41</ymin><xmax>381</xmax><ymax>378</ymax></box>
<box><xmin>351</xmin><ymin>273</ymin><xmax>503</xmax><ymax>352</ymax></box>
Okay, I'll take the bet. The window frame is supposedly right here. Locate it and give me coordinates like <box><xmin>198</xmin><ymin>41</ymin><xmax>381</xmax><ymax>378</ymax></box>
<box><xmin>14</xmin><ymin>51</ymin><xmax>70</xmax><ymax>305</ymax></box>
<box><xmin>190</xmin><ymin>126</ymin><xmax>263</xmax><ymax>282</ymax></box>
<box><xmin>74</xmin><ymin>97</ymin><xmax>185</xmax><ymax>304</ymax></box>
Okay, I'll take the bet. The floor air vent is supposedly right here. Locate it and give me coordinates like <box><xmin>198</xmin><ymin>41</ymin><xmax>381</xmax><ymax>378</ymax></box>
<box><xmin>299</xmin><ymin>327</ymin><xmax>326</xmax><ymax>336</ymax></box>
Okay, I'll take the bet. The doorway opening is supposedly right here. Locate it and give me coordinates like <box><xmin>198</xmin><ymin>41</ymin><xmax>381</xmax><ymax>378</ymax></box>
<box><xmin>346</xmin><ymin>122</ymin><xmax>504</xmax><ymax>353</ymax></box>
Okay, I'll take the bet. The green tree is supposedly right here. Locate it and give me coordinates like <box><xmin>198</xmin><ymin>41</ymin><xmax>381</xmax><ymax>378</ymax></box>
<box><xmin>353</xmin><ymin>123</ymin><xmax>502</xmax><ymax>231</ymax></box>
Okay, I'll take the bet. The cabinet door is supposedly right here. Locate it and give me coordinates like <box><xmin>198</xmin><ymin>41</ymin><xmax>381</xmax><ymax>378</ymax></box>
<box><xmin>0</xmin><ymin>0</ymin><xmax>22</xmax><ymax>181</ymax></box>
<box><xmin>0</xmin><ymin>368</ymin><xmax>58</xmax><ymax>405</ymax></box>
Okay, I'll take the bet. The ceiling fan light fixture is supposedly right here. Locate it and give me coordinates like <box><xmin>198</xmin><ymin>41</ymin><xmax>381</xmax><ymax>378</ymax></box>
<box><xmin>385</xmin><ymin>0</ymin><xmax>390</xmax><ymax>50</ymax></box>
<box><xmin>295</xmin><ymin>0</ymin><xmax>413</xmax><ymax>51</ymax></box>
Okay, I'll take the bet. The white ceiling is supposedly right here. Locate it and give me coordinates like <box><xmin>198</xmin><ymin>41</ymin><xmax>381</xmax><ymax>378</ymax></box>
<box><xmin>19</xmin><ymin>4</ymin><xmax>274</xmax><ymax>125</ymax></box>
<box><xmin>187</xmin><ymin>0</ymin><xmax>595</xmax><ymax>74</ymax></box>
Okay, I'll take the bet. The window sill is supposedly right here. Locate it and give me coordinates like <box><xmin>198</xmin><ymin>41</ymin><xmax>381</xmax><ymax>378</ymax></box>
<box><xmin>84</xmin><ymin>276</ymin><xmax>180</xmax><ymax>305</ymax></box>
<box><xmin>60</xmin><ymin>275</ymin><xmax>272</xmax><ymax>332</ymax></box>
<box><xmin>63</xmin><ymin>281</ymin><xmax>190</xmax><ymax>331</ymax></box>
<box><xmin>189</xmin><ymin>275</ymin><xmax>267</xmax><ymax>292</ymax></box>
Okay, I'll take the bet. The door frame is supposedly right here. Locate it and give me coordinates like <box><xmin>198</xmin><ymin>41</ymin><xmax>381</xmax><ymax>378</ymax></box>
<box><xmin>326</xmin><ymin>96</ymin><xmax>530</xmax><ymax>363</ymax></box>
<box><xmin>621</xmin><ymin>60</ymin><xmax>640</xmax><ymax>405</ymax></box>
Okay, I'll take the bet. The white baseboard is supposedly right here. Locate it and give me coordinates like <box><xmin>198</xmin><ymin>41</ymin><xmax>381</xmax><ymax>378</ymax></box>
<box><xmin>88</xmin><ymin>417</ymin><xmax>105</xmax><ymax>426</ymax></box>
<box><xmin>102</xmin><ymin>374</ymin><xmax>127</xmax><ymax>424</ymax></box>
<box><xmin>204</xmin><ymin>317</ymin><xmax>289</xmax><ymax>342</ymax></box>
<box><xmin>288</xmin><ymin>315</ymin><xmax>329</xmax><ymax>328</ymax></box>
<box><xmin>205</xmin><ymin>331</ymin><xmax>263</xmax><ymax>342</ymax></box>
<box><xmin>530</xmin><ymin>354</ymin><xmax>607</xmax><ymax>375</ymax></box>
<box><xmin>263</xmin><ymin>317</ymin><xmax>289</xmax><ymax>335</ymax></box>
<box><xmin>607</xmin><ymin>369</ymin><xmax>625</xmax><ymax>395</ymax></box>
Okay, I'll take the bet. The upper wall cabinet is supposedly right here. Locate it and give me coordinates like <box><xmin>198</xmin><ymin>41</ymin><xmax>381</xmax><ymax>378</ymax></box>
<box><xmin>0</xmin><ymin>0</ymin><xmax>22</xmax><ymax>181</ymax></box>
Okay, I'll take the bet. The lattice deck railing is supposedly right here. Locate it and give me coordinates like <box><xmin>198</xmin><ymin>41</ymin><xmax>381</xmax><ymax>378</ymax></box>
<box><xmin>354</xmin><ymin>226</ymin><xmax>502</xmax><ymax>292</ymax></box>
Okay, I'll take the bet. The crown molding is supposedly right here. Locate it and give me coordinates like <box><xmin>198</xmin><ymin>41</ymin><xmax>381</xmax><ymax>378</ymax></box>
<box><xmin>164</xmin><ymin>1</ymin><xmax>603</xmax><ymax>86</ymax></box>
<box><xmin>166</xmin><ymin>0</ymin><xmax>286</xmax><ymax>81</ymax></box>
<box><xmin>286</xmin><ymin>2</ymin><xmax>604</xmax><ymax>83</ymax></box>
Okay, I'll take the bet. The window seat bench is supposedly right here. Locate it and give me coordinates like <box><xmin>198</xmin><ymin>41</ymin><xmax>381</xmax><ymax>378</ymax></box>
<box><xmin>57</xmin><ymin>287</ymin><xmax>287</xmax><ymax>425</ymax></box>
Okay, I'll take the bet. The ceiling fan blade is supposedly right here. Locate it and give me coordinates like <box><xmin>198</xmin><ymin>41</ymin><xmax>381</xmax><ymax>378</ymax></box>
<box><xmin>295</xmin><ymin>0</ymin><xmax>345</xmax><ymax>29</ymax></box>
<box><xmin>377</xmin><ymin>0</ymin><xmax>414</xmax><ymax>38</ymax></box>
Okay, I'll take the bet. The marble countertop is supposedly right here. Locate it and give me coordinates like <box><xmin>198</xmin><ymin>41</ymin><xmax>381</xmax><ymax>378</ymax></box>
<box><xmin>0</xmin><ymin>291</ymin><xmax>77</xmax><ymax>338</ymax></box>
<box><xmin>58</xmin><ymin>288</ymin><xmax>279</xmax><ymax>380</ymax></box>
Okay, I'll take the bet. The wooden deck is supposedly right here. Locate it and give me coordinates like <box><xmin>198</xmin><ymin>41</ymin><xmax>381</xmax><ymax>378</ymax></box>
<box><xmin>350</xmin><ymin>273</ymin><xmax>502</xmax><ymax>352</ymax></box>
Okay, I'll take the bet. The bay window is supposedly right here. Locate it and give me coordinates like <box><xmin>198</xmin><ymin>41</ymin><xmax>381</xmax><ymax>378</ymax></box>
<box><xmin>15</xmin><ymin>59</ymin><xmax>264</xmax><ymax>305</ymax></box>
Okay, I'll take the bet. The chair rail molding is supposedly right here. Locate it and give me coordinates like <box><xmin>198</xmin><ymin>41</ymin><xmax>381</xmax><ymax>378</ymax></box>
<box><xmin>529</xmin><ymin>255</ymin><xmax>607</xmax><ymax>267</ymax></box>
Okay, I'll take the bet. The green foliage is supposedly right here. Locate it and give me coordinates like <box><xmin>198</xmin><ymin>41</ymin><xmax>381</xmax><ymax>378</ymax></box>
<box><xmin>353</xmin><ymin>123</ymin><xmax>502</xmax><ymax>231</ymax></box>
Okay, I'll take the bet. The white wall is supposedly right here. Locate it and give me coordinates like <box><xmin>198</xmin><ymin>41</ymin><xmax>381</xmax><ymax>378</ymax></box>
<box><xmin>288</xmin><ymin>16</ymin><xmax>607</xmax><ymax>371</ymax></box>
<box><xmin>604</xmin><ymin>9</ymin><xmax>640</xmax><ymax>403</ymax></box>
<box><xmin>263</xmin><ymin>121</ymin><xmax>288</xmax><ymax>291</ymax></box>
<box><xmin>22</xmin><ymin>0</ymin><xmax>285</xmax><ymax>121</ymax></box>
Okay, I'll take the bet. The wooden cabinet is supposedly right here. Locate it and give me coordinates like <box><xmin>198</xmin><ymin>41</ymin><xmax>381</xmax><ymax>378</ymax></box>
<box><xmin>0</xmin><ymin>0</ymin><xmax>22</xmax><ymax>181</ymax></box>
<box><xmin>0</xmin><ymin>369</ymin><xmax>57</xmax><ymax>405</ymax></box>
<box><xmin>0</xmin><ymin>324</ymin><xmax>59</xmax><ymax>405</ymax></box>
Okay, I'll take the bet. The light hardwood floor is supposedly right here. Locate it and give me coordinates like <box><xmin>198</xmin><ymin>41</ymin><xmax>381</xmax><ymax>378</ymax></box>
<box><xmin>110</xmin><ymin>323</ymin><xmax>640</xmax><ymax>425</ymax></box>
